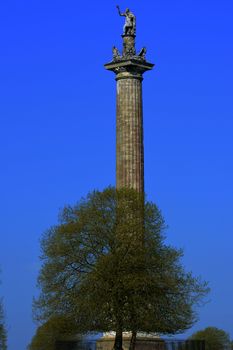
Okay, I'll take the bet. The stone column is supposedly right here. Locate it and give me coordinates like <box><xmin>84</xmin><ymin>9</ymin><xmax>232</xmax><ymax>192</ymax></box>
<box><xmin>116</xmin><ymin>71</ymin><xmax>144</xmax><ymax>192</ymax></box>
<box><xmin>105</xmin><ymin>35</ymin><xmax>154</xmax><ymax>193</ymax></box>
<box><xmin>98</xmin><ymin>12</ymin><xmax>156</xmax><ymax>350</ymax></box>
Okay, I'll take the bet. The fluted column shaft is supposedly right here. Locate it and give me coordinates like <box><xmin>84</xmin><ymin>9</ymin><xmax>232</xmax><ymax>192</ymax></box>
<box><xmin>116</xmin><ymin>72</ymin><xmax>144</xmax><ymax>193</ymax></box>
<box><xmin>105</xmin><ymin>34</ymin><xmax>154</xmax><ymax>194</ymax></box>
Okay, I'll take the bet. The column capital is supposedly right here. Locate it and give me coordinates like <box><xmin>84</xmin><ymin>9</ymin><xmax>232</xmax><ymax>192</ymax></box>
<box><xmin>104</xmin><ymin>59</ymin><xmax>154</xmax><ymax>79</ymax></box>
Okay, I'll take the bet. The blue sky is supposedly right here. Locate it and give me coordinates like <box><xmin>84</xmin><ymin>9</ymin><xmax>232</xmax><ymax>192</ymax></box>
<box><xmin>0</xmin><ymin>0</ymin><xmax>233</xmax><ymax>349</ymax></box>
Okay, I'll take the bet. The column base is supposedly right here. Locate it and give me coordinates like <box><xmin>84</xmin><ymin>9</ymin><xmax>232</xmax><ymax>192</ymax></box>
<box><xmin>96</xmin><ymin>333</ymin><xmax>164</xmax><ymax>350</ymax></box>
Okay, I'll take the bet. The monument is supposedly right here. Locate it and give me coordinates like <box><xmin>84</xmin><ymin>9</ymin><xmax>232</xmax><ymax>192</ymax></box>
<box><xmin>97</xmin><ymin>7</ymin><xmax>159</xmax><ymax>350</ymax></box>
<box><xmin>56</xmin><ymin>8</ymin><xmax>205</xmax><ymax>350</ymax></box>
<box><xmin>105</xmin><ymin>6</ymin><xmax>154</xmax><ymax>193</ymax></box>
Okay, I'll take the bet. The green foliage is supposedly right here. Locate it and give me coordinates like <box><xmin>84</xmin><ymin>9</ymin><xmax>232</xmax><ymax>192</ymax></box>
<box><xmin>0</xmin><ymin>298</ymin><xmax>7</xmax><ymax>350</ymax></box>
<box><xmin>28</xmin><ymin>315</ymin><xmax>78</xmax><ymax>350</ymax></box>
<box><xmin>190</xmin><ymin>327</ymin><xmax>231</xmax><ymax>350</ymax></box>
<box><xmin>34</xmin><ymin>187</ymin><xmax>209</xmax><ymax>340</ymax></box>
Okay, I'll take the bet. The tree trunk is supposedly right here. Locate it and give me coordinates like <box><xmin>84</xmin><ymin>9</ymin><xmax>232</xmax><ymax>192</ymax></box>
<box><xmin>129</xmin><ymin>331</ymin><xmax>137</xmax><ymax>350</ymax></box>
<box><xmin>113</xmin><ymin>329</ymin><xmax>123</xmax><ymax>350</ymax></box>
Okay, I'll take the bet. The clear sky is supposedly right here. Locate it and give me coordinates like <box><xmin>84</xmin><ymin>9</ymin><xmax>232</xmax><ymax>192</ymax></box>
<box><xmin>0</xmin><ymin>0</ymin><xmax>233</xmax><ymax>349</ymax></box>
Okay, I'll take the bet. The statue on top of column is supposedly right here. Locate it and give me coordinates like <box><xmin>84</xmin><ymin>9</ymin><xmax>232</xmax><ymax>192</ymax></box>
<box><xmin>116</xmin><ymin>5</ymin><xmax>136</xmax><ymax>36</ymax></box>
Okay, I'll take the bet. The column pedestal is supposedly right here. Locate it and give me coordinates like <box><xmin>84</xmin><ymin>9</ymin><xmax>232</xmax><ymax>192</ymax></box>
<box><xmin>96</xmin><ymin>334</ymin><xmax>164</xmax><ymax>350</ymax></box>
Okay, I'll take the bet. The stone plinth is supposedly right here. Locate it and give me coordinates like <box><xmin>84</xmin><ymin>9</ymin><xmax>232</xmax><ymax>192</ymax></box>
<box><xmin>97</xmin><ymin>335</ymin><xmax>164</xmax><ymax>350</ymax></box>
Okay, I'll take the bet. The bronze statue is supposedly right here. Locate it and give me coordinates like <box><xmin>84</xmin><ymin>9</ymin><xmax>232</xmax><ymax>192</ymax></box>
<box><xmin>116</xmin><ymin>5</ymin><xmax>136</xmax><ymax>36</ymax></box>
